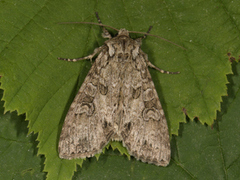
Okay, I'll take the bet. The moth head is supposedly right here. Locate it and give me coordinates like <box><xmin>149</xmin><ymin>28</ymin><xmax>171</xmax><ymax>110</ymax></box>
<box><xmin>118</xmin><ymin>29</ymin><xmax>129</xmax><ymax>37</ymax></box>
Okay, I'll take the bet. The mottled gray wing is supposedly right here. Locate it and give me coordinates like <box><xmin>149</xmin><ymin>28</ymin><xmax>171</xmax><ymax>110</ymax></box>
<box><xmin>58</xmin><ymin>48</ymin><xmax>115</xmax><ymax>159</ymax></box>
<box><xmin>119</xmin><ymin>52</ymin><xmax>171</xmax><ymax>166</ymax></box>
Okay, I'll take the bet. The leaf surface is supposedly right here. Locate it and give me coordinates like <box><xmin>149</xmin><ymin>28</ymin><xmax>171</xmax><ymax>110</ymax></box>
<box><xmin>0</xmin><ymin>0</ymin><xmax>238</xmax><ymax>179</ymax></box>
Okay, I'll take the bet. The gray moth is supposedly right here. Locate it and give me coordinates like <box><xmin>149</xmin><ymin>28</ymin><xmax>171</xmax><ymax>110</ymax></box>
<box><xmin>58</xmin><ymin>12</ymin><xmax>179</xmax><ymax>166</ymax></box>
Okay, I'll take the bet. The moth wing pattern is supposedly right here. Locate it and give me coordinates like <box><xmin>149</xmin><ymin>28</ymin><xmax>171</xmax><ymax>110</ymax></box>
<box><xmin>58</xmin><ymin>46</ymin><xmax>116</xmax><ymax>159</ymax></box>
<box><xmin>117</xmin><ymin>48</ymin><xmax>171</xmax><ymax>166</ymax></box>
<box><xmin>58</xmin><ymin>12</ymin><xmax>177</xmax><ymax>166</ymax></box>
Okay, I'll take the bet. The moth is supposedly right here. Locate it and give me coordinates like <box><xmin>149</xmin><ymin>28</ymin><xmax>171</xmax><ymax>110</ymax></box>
<box><xmin>58</xmin><ymin>12</ymin><xmax>180</xmax><ymax>166</ymax></box>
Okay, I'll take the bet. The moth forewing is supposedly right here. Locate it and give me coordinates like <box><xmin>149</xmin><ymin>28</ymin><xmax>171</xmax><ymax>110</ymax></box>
<box><xmin>58</xmin><ymin>12</ymin><xmax>180</xmax><ymax>167</ymax></box>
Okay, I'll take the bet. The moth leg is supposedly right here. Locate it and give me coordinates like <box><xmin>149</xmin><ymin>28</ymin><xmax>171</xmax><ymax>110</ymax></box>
<box><xmin>143</xmin><ymin>52</ymin><xmax>180</xmax><ymax>74</ymax></box>
<box><xmin>58</xmin><ymin>46</ymin><xmax>103</xmax><ymax>62</ymax></box>
<box><xmin>95</xmin><ymin>12</ymin><xmax>112</xmax><ymax>39</ymax></box>
<box><xmin>138</xmin><ymin>26</ymin><xmax>180</xmax><ymax>74</ymax></box>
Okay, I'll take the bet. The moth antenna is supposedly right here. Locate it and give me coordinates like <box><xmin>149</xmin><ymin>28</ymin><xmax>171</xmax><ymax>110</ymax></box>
<box><xmin>58</xmin><ymin>22</ymin><xmax>186</xmax><ymax>50</ymax></box>
<box><xmin>58</xmin><ymin>22</ymin><xmax>120</xmax><ymax>32</ymax></box>
<box><xmin>129</xmin><ymin>30</ymin><xmax>186</xmax><ymax>50</ymax></box>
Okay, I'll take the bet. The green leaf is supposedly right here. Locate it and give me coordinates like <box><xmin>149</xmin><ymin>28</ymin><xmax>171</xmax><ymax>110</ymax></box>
<box><xmin>0</xmin><ymin>0</ymin><xmax>238</xmax><ymax>179</ymax></box>
<box><xmin>0</xmin><ymin>90</ymin><xmax>46</xmax><ymax>179</ymax></box>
